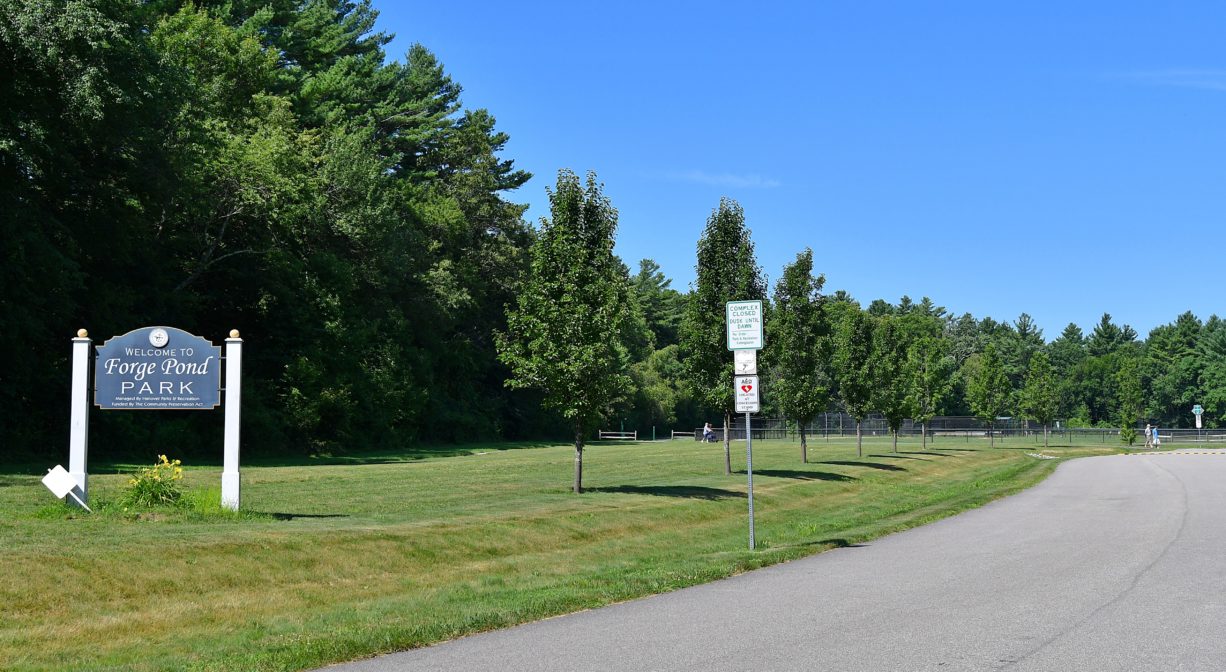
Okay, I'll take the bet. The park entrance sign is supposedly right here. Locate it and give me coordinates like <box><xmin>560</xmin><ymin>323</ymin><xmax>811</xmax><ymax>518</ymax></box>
<box><xmin>95</xmin><ymin>327</ymin><xmax>221</xmax><ymax>409</ymax></box>
<box><xmin>60</xmin><ymin>327</ymin><xmax>243</xmax><ymax>512</ymax></box>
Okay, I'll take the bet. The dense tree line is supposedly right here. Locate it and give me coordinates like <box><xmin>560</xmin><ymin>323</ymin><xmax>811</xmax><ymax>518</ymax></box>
<box><xmin>3</xmin><ymin>0</ymin><xmax>546</xmax><ymax>457</ymax></box>
<box><xmin>3</xmin><ymin>1</ymin><xmax>1220</xmax><ymax>464</ymax></box>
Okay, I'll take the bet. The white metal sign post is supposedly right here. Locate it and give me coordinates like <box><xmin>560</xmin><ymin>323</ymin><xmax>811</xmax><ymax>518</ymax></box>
<box><xmin>1194</xmin><ymin>404</ymin><xmax>1204</xmax><ymax>439</ymax></box>
<box><xmin>735</xmin><ymin>374</ymin><xmax>760</xmax><ymax>548</ymax></box>
<box><xmin>728</xmin><ymin>299</ymin><xmax>765</xmax><ymax>551</ymax></box>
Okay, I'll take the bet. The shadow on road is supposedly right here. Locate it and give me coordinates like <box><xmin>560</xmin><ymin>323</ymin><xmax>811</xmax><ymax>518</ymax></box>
<box><xmin>590</xmin><ymin>485</ymin><xmax>743</xmax><ymax>500</ymax></box>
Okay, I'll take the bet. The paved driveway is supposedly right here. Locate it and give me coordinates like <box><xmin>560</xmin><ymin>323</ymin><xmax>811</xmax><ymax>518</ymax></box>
<box><xmin>323</xmin><ymin>452</ymin><xmax>1226</xmax><ymax>671</ymax></box>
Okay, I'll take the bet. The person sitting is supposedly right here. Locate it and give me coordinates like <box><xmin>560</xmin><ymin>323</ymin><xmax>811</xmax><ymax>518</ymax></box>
<box><xmin>702</xmin><ymin>422</ymin><xmax>716</xmax><ymax>443</ymax></box>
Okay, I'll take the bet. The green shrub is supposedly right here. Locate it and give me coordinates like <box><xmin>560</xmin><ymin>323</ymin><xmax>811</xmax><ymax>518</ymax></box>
<box><xmin>120</xmin><ymin>455</ymin><xmax>185</xmax><ymax>507</ymax></box>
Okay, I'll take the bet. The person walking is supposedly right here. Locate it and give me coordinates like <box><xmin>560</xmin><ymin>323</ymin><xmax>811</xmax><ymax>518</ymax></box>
<box><xmin>1152</xmin><ymin>424</ymin><xmax>1161</xmax><ymax>450</ymax></box>
<box><xmin>1144</xmin><ymin>423</ymin><xmax>1153</xmax><ymax>450</ymax></box>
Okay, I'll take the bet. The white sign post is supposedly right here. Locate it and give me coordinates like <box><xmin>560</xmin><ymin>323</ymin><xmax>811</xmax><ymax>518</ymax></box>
<box><xmin>727</xmin><ymin>299</ymin><xmax>764</xmax><ymax>550</ymax></box>
<box><xmin>222</xmin><ymin>331</ymin><xmax>243</xmax><ymax>511</ymax></box>
<box><xmin>68</xmin><ymin>330</ymin><xmax>91</xmax><ymax>506</ymax></box>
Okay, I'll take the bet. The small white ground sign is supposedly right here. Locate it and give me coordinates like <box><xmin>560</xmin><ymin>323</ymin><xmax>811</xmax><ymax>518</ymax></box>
<box><xmin>726</xmin><ymin>300</ymin><xmax>764</xmax><ymax>350</ymax></box>
<box><xmin>735</xmin><ymin>375</ymin><xmax>760</xmax><ymax>413</ymax></box>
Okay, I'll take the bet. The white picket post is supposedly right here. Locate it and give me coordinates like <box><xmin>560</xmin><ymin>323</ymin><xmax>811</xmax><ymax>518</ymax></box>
<box><xmin>221</xmin><ymin>331</ymin><xmax>243</xmax><ymax>510</ymax></box>
<box><xmin>68</xmin><ymin>329</ymin><xmax>92</xmax><ymax>506</ymax></box>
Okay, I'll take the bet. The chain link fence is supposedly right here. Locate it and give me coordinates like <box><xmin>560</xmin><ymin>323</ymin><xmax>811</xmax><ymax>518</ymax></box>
<box><xmin>688</xmin><ymin>415</ymin><xmax>1226</xmax><ymax>446</ymax></box>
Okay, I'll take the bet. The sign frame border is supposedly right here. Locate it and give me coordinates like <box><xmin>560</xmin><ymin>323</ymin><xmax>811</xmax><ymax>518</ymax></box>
<box><xmin>726</xmin><ymin>299</ymin><xmax>765</xmax><ymax>351</ymax></box>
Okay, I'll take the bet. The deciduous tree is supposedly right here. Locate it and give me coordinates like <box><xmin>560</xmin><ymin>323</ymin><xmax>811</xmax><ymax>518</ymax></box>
<box><xmin>1020</xmin><ymin>351</ymin><xmax>1059</xmax><ymax>448</ymax></box>
<box><xmin>767</xmin><ymin>249</ymin><xmax>828</xmax><ymax>463</ymax></box>
<box><xmin>907</xmin><ymin>336</ymin><xmax>954</xmax><ymax>449</ymax></box>
<box><xmin>834</xmin><ymin>308</ymin><xmax>875</xmax><ymax>457</ymax></box>
<box><xmin>497</xmin><ymin>170</ymin><xmax>633</xmax><ymax>493</ymax></box>
<box><xmin>968</xmin><ymin>343</ymin><xmax>1011</xmax><ymax>447</ymax></box>
<box><xmin>680</xmin><ymin>198</ymin><xmax>767</xmax><ymax>475</ymax></box>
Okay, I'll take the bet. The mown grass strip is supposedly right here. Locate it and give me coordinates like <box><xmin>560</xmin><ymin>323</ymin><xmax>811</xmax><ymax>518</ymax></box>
<box><xmin>0</xmin><ymin>437</ymin><xmax>1125</xmax><ymax>671</ymax></box>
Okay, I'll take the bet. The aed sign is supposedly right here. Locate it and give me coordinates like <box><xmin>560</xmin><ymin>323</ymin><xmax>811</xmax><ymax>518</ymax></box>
<box><xmin>94</xmin><ymin>327</ymin><xmax>222</xmax><ymax>410</ymax></box>
<box><xmin>735</xmin><ymin>375</ymin><xmax>760</xmax><ymax>413</ymax></box>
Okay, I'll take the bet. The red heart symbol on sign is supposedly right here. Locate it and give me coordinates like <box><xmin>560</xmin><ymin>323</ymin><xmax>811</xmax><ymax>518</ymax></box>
<box><xmin>741</xmin><ymin>384</ymin><xmax>753</xmax><ymax>393</ymax></box>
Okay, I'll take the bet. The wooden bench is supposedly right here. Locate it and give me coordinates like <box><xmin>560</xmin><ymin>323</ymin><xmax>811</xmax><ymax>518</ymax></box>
<box><xmin>597</xmin><ymin>430</ymin><xmax>637</xmax><ymax>441</ymax></box>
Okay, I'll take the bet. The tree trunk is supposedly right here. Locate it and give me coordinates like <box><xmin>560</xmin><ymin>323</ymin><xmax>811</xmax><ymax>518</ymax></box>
<box><xmin>800</xmin><ymin>425</ymin><xmax>808</xmax><ymax>463</ymax></box>
<box><xmin>573</xmin><ymin>430</ymin><xmax>584</xmax><ymax>494</ymax></box>
<box><xmin>922</xmin><ymin>422</ymin><xmax>928</xmax><ymax>450</ymax></box>
<box><xmin>892</xmin><ymin>429</ymin><xmax>898</xmax><ymax>453</ymax></box>
<box><xmin>856</xmin><ymin>420</ymin><xmax>863</xmax><ymax>457</ymax></box>
<box><xmin>723</xmin><ymin>411</ymin><xmax>732</xmax><ymax>475</ymax></box>
<box><xmin>1044</xmin><ymin>423</ymin><xmax>1049</xmax><ymax>449</ymax></box>
<box><xmin>989</xmin><ymin>421</ymin><xmax>995</xmax><ymax>448</ymax></box>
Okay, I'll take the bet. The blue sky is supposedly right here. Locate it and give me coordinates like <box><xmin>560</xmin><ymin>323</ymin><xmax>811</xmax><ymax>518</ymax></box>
<box><xmin>376</xmin><ymin>2</ymin><xmax>1226</xmax><ymax>340</ymax></box>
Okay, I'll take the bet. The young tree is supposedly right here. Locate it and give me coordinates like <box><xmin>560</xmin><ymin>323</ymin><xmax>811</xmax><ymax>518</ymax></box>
<box><xmin>907</xmin><ymin>336</ymin><xmax>954</xmax><ymax>449</ymax></box>
<box><xmin>497</xmin><ymin>170</ymin><xmax>633</xmax><ymax>493</ymax></box>
<box><xmin>1020</xmin><ymin>351</ymin><xmax>1059</xmax><ymax>448</ymax></box>
<box><xmin>872</xmin><ymin>316</ymin><xmax>910</xmax><ymax>453</ymax></box>
<box><xmin>1116</xmin><ymin>356</ymin><xmax>1143</xmax><ymax>445</ymax></box>
<box><xmin>680</xmin><ymin>198</ymin><xmax>767</xmax><ymax>475</ymax></box>
<box><xmin>767</xmin><ymin>249</ymin><xmax>828</xmax><ymax>463</ymax></box>
<box><xmin>834</xmin><ymin>308</ymin><xmax>875</xmax><ymax>457</ymax></box>
<box><xmin>968</xmin><ymin>343</ymin><xmax>1011</xmax><ymax>447</ymax></box>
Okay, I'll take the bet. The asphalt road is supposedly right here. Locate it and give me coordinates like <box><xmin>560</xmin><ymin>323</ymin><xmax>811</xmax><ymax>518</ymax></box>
<box><xmin>323</xmin><ymin>452</ymin><xmax>1226</xmax><ymax>672</ymax></box>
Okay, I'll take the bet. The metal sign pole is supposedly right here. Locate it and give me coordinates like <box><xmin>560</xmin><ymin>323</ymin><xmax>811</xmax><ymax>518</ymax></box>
<box><xmin>746</xmin><ymin>411</ymin><xmax>755</xmax><ymax>550</ymax></box>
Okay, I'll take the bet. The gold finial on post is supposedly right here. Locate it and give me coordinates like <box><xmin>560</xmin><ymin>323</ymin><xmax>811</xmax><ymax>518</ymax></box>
<box><xmin>77</xmin><ymin>329</ymin><xmax>88</xmax><ymax>338</ymax></box>
<box><xmin>229</xmin><ymin>329</ymin><xmax>240</xmax><ymax>339</ymax></box>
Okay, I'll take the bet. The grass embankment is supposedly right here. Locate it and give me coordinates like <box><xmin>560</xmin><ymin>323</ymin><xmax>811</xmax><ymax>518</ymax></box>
<box><xmin>0</xmin><ymin>436</ymin><xmax>1122</xmax><ymax>671</ymax></box>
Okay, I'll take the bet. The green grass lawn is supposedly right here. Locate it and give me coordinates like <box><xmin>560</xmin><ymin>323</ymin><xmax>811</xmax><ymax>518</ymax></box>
<box><xmin>0</xmin><ymin>435</ymin><xmax>1132</xmax><ymax>671</ymax></box>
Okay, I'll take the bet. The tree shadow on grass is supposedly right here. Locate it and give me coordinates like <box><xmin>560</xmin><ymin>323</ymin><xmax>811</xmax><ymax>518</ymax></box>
<box><xmin>898</xmin><ymin>451</ymin><xmax>956</xmax><ymax>458</ymax></box>
<box><xmin>589</xmin><ymin>485</ymin><xmax>742</xmax><ymax>500</ymax></box>
<box><xmin>266</xmin><ymin>512</ymin><xmax>351</xmax><ymax>520</ymax></box>
<box><xmin>868</xmin><ymin>454</ymin><xmax>931</xmax><ymax>461</ymax></box>
<box><xmin>778</xmin><ymin>537</ymin><xmax>868</xmax><ymax>551</ymax></box>
<box><xmin>817</xmin><ymin>460</ymin><xmax>906</xmax><ymax>472</ymax></box>
<box><xmin>926</xmin><ymin>447</ymin><xmax>979</xmax><ymax>452</ymax></box>
<box><xmin>735</xmin><ymin>469</ymin><xmax>856</xmax><ymax>482</ymax></box>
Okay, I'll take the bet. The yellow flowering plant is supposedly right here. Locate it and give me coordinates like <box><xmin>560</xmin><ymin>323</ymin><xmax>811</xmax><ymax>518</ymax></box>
<box><xmin>120</xmin><ymin>455</ymin><xmax>185</xmax><ymax>507</ymax></box>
